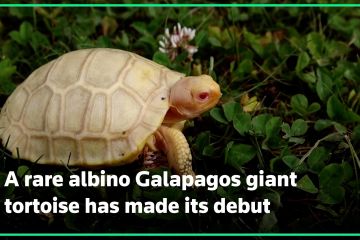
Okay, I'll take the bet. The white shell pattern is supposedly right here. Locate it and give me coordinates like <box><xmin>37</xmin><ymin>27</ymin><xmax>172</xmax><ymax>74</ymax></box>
<box><xmin>0</xmin><ymin>48</ymin><xmax>184</xmax><ymax>166</ymax></box>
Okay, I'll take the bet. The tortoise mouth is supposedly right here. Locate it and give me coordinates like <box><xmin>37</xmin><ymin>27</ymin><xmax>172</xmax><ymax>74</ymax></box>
<box><xmin>176</xmin><ymin>105</ymin><xmax>207</xmax><ymax>119</ymax></box>
<box><xmin>195</xmin><ymin>90</ymin><xmax>221</xmax><ymax>112</ymax></box>
<box><xmin>174</xmin><ymin>89</ymin><xmax>221</xmax><ymax>119</ymax></box>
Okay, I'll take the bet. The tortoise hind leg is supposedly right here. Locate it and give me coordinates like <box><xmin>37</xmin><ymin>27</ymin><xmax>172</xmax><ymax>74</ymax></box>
<box><xmin>154</xmin><ymin>125</ymin><xmax>195</xmax><ymax>176</ymax></box>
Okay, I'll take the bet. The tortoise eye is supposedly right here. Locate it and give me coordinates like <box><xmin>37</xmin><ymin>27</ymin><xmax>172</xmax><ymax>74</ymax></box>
<box><xmin>198</xmin><ymin>92</ymin><xmax>209</xmax><ymax>101</ymax></box>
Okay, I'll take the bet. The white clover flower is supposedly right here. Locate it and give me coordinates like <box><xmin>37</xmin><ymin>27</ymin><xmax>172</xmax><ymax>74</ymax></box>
<box><xmin>158</xmin><ymin>23</ymin><xmax>198</xmax><ymax>61</ymax></box>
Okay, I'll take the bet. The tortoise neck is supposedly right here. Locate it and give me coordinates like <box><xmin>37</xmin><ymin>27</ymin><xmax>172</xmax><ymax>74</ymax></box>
<box><xmin>163</xmin><ymin>106</ymin><xmax>188</xmax><ymax>123</ymax></box>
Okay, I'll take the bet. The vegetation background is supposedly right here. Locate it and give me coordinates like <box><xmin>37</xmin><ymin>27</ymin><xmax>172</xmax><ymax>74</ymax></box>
<box><xmin>0</xmin><ymin>1</ymin><xmax>359</xmax><ymax>233</ymax></box>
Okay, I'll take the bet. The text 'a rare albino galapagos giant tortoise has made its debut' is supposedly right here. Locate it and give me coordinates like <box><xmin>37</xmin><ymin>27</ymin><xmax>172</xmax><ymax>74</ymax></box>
<box><xmin>0</xmin><ymin>48</ymin><xmax>221</xmax><ymax>176</ymax></box>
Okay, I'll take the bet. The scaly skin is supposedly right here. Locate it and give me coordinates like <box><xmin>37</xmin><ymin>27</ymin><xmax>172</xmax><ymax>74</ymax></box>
<box><xmin>156</xmin><ymin>126</ymin><xmax>195</xmax><ymax>176</ymax></box>
<box><xmin>151</xmin><ymin>74</ymin><xmax>221</xmax><ymax>176</ymax></box>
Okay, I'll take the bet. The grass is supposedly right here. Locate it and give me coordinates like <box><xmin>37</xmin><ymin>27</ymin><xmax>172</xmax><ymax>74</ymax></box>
<box><xmin>0</xmin><ymin>1</ymin><xmax>360</xmax><ymax>233</ymax></box>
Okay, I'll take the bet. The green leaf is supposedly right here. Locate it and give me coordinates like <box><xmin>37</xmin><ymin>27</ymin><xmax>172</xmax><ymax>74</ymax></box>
<box><xmin>119</xmin><ymin>31</ymin><xmax>130</xmax><ymax>47</ymax></box>
<box><xmin>225</xmin><ymin>143</ymin><xmax>257</xmax><ymax>169</ymax></box>
<box><xmin>251</xmin><ymin>114</ymin><xmax>272</xmax><ymax>136</ymax></box>
<box><xmin>202</xmin><ymin>145</ymin><xmax>215</xmax><ymax>156</ymax></box>
<box><xmin>263</xmin><ymin>117</ymin><xmax>282</xmax><ymax>149</ymax></box>
<box><xmin>9</xmin><ymin>21</ymin><xmax>33</xmax><ymax>46</ymax></box>
<box><xmin>152</xmin><ymin>51</ymin><xmax>171</xmax><ymax>67</ymax></box>
<box><xmin>262</xmin><ymin>191</ymin><xmax>282</xmax><ymax>209</ymax></box>
<box><xmin>315</xmin><ymin>204</ymin><xmax>339</xmax><ymax>217</ymax></box>
<box><xmin>195</xmin><ymin>30</ymin><xmax>208</xmax><ymax>48</ymax></box>
<box><xmin>288</xmin><ymin>137</ymin><xmax>305</xmax><ymax>144</ymax></box>
<box><xmin>307</xmin><ymin>32</ymin><xmax>324</xmax><ymax>59</ymax></box>
<box><xmin>343</xmin><ymin>61</ymin><xmax>360</xmax><ymax>82</ymax></box>
<box><xmin>131</xmin><ymin>22</ymin><xmax>152</xmax><ymax>37</ymax></box>
<box><xmin>9</xmin><ymin>31</ymin><xmax>22</xmax><ymax>45</ymax></box>
<box><xmin>259</xmin><ymin>212</ymin><xmax>277</xmax><ymax>232</ymax></box>
<box><xmin>136</xmin><ymin>35</ymin><xmax>157</xmax><ymax>51</ymax></box>
<box><xmin>96</xmin><ymin>36</ymin><xmax>112</xmax><ymax>48</ymax></box>
<box><xmin>316</xmin><ymin>68</ymin><xmax>333</xmax><ymax>102</ymax></box>
<box><xmin>17</xmin><ymin>165</ymin><xmax>30</xmax><ymax>178</ymax></box>
<box><xmin>243</xmin><ymin>28</ymin><xmax>264</xmax><ymax>57</ymax></box>
<box><xmin>314</xmin><ymin>119</ymin><xmax>333</xmax><ymax>131</ymax></box>
<box><xmin>299</xmin><ymin>71</ymin><xmax>316</xmax><ymax>84</ymax></box>
<box><xmin>236</xmin><ymin>59</ymin><xmax>253</xmax><ymax>76</ymax></box>
<box><xmin>210</xmin><ymin>108</ymin><xmax>228</xmax><ymax>124</ymax></box>
<box><xmin>282</xmin><ymin>155</ymin><xmax>300</xmax><ymax>168</ymax></box>
<box><xmin>318</xmin><ymin>163</ymin><xmax>346</xmax><ymax>204</ymax></box>
<box><xmin>291</xmin><ymin>94</ymin><xmax>308</xmax><ymax>116</ymax></box>
<box><xmin>222</xmin><ymin>102</ymin><xmax>241</xmax><ymax>121</ymax></box>
<box><xmin>174</xmin><ymin>51</ymin><xmax>188</xmax><ymax>63</ymax></box>
<box><xmin>265</xmin><ymin>117</ymin><xmax>282</xmax><ymax>139</ymax></box>
<box><xmin>281</xmin><ymin>123</ymin><xmax>291</xmax><ymax>138</ymax></box>
<box><xmin>296</xmin><ymin>175</ymin><xmax>318</xmax><ymax>194</ymax></box>
<box><xmin>290</xmin><ymin>119</ymin><xmax>308</xmax><ymax>136</ymax></box>
<box><xmin>327</xmin><ymin>95</ymin><xmax>360</xmax><ymax>123</ymax></box>
<box><xmin>307</xmin><ymin>102</ymin><xmax>321</xmax><ymax>114</ymax></box>
<box><xmin>0</xmin><ymin>59</ymin><xmax>17</xmax><ymax>95</ymax></box>
<box><xmin>351</xmin><ymin>125</ymin><xmax>360</xmax><ymax>142</ymax></box>
<box><xmin>319</xmin><ymin>163</ymin><xmax>344</xmax><ymax>189</ymax></box>
<box><xmin>19</xmin><ymin>22</ymin><xmax>33</xmax><ymax>43</ymax></box>
<box><xmin>9</xmin><ymin>7</ymin><xmax>33</xmax><ymax>18</ymax></box>
<box><xmin>31</xmin><ymin>31</ymin><xmax>50</xmax><ymax>52</ymax></box>
<box><xmin>269</xmin><ymin>156</ymin><xmax>282</xmax><ymax>173</ymax></box>
<box><xmin>325</xmin><ymin>40</ymin><xmax>349</xmax><ymax>59</ymax></box>
<box><xmin>318</xmin><ymin>186</ymin><xmax>345</xmax><ymax>205</ymax></box>
<box><xmin>296</xmin><ymin>51</ymin><xmax>310</xmax><ymax>73</ymax></box>
<box><xmin>308</xmin><ymin>147</ymin><xmax>329</xmax><ymax>172</ymax></box>
<box><xmin>194</xmin><ymin>131</ymin><xmax>210</xmax><ymax>154</ymax></box>
<box><xmin>328</xmin><ymin>14</ymin><xmax>351</xmax><ymax>34</ymax></box>
<box><xmin>352</xmin><ymin>29</ymin><xmax>360</xmax><ymax>49</ymax></box>
<box><xmin>233</xmin><ymin>112</ymin><xmax>251</xmax><ymax>136</ymax></box>
<box><xmin>224</xmin><ymin>141</ymin><xmax>234</xmax><ymax>165</ymax></box>
<box><xmin>216</xmin><ymin>186</ymin><xmax>242</xmax><ymax>202</ymax></box>
<box><xmin>334</xmin><ymin>123</ymin><xmax>347</xmax><ymax>134</ymax></box>
<box><xmin>264</xmin><ymin>121</ymin><xmax>281</xmax><ymax>140</ymax></box>
<box><xmin>208</xmin><ymin>37</ymin><xmax>222</xmax><ymax>47</ymax></box>
<box><xmin>228</xmin><ymin>8</ymin><xmax>243</xmax><ymax>22</ymax></box>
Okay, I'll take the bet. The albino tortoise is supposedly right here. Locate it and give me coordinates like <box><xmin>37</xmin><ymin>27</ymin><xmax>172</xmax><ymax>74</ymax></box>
<box><xmin>0</xmin><ymin>48</ymin><xmax>221</xmax><ymax>176</ymax></box>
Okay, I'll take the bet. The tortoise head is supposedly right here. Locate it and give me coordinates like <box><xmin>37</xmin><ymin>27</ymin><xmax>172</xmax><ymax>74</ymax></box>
<box><xmin>165</xmin><ymin>75</ymin><xmax>221</xmax><ymax>122</ymax></box>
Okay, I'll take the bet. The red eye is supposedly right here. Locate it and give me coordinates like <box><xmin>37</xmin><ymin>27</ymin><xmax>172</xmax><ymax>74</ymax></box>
<box><xmin>198</xmin><ymin>92</ymin><xmax>209</xmax><ymax>101</ymax></box>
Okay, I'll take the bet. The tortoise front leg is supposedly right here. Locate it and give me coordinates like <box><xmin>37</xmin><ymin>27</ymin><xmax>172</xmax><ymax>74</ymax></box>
<box><xmin>154</xmin><ymin>126</ymin><xmax>195</xmax><ymax>176</ymax></box>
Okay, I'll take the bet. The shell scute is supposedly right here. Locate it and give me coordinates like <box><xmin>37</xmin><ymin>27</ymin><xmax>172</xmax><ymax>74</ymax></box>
<box><xmin>87</xmin><ymin>93</ymin><xmax>107</xmax><ymax>133</ymax></box>
<box><xmin>49</xmin><ymin>50</ymin><xmax>92</xmax><ymax>89</ymax></box>
<box><xmin>7</xmin><ymin>87</ymin><xmax>29</xmax><ymax>121</ymax></box>
<box><xmin>110</xmin><ymin>88</ymin><xmax>142</xmax><ymax>134</ymax></box>
<box><xmin>64</xmin><ymin>86</ymin><xmax>91</xmax><ymax>133</ymax></box>
<box><xmin>24</xmin><ymin>60</ymin><xmax>55</xmax><ymax>91</ymax></box>
<box><xmin>23</xmin><ymin>86</ymin><xmax>53</xmax><ymax>131</ymax></box>
<box><xmin>53</xmin><ymin>137</ymin><xmax>78</xmax><ymax>165</ymax></box>
<box><xmin>28</xmin><ymin>136</ymin><xmax>49</xmax><ymax>163</ymax></box>
<box><xmin>123</xmin><ymin>60</ymin><xmax>161</xmax><ymax>101</ymax></box>
<box><xmin>81</xmin><ymin>138</ymin><xmax>108</xmax><ymax>165</ymax></box>
<box><xmin>85</xmin><ymin>50</ymin><xmax>130</xmax><ymax>89</ymax></box>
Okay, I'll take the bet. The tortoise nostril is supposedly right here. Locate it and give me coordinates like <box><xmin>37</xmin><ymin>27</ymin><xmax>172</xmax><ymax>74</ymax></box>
<box><xmin>198</xmin><ymin>92</ymin><xmax>209</xmax><ymax>101</ymax></box>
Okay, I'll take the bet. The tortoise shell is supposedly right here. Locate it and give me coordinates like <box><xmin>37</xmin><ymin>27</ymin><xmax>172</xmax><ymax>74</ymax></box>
<box><xmin>0</xmin><ymin>48</ymin><xmax>184</xmax><ymax>166</ymax></box>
